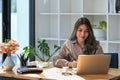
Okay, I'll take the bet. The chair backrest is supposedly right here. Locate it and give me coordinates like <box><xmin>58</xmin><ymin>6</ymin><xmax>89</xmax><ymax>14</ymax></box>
<box><xmin>104</xmin><ymin>53</ymin><xmax>118</xmax><ymax>68</ymax></box>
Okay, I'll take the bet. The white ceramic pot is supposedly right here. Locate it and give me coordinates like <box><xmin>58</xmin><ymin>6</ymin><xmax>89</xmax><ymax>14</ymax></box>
<box><xmin>93</xmin><ymin>29</ymin><xmax>106</xmax><ymax>40</ymax></box>
<box><xmin>2</xmin><ymin>55</ymin><xmax>15</xmax><ymax>71</ymax></box>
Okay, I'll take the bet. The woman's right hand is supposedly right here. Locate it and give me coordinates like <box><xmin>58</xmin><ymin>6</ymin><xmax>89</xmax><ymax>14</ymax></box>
<box><xmin>68</xmin><ymin>61</ymin><xmax>77</xmax><ymax>68</ymax></box>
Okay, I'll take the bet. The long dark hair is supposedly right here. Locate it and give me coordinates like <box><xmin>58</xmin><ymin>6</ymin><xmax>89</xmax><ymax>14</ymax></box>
<box><xmin>69</xmin><ymin>17</ymin><xmax>99</xmax><ymax>54</ymax></box>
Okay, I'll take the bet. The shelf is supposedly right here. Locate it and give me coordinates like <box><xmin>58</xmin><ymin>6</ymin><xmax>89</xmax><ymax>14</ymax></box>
<box><xmin>60</xmin><ymin>15</ymin><xmax>80</xmax><ymax>39</ymax></box>
<box><xmin>99</xmin><ymin>40</ymin><xmax>107</xmax><ymax>43</ymax></box>
<box><xmin>39</xmin><ymin>0</ymin><xmax>58</xmax><ymax>13</ymax></box>
<box><xmin>108</xmin><ymin>13</ymin><xmax>120</xmax><ymax>15</ymax></box>
<box><xmin>40</xmin><ymin>37</ymin><xmax>59</xmax><ymax>41</ymax></box>
<box><xmin>60</xmin><ymin>13</ymin><xmax>82</xmax><ymax>15</ymax></box>
<box><xmin>108</xmin><ymin>40</ymin><xmax>120</xmax><ymax>43</ymax></box>
<box><xmin>40</xmin><ymin>13</ymin><xmax>59</xmax><ymax>15</ymax></box>
<box><xmin>108</xmin><ymin>15</ymin><xmax>120</xmax><ymax>41</ymax></box>
<box><xmin>37</xmin><ymin>15</ymin><xmax>58</xmax><ymax>38</ymax></box>
<box><xmin>108</xmin><ymin>43</ymin><xmax>120</xmax><ymax>53</ymax></box>
<box><xmin>37</xmin><ymin>0</ymin><xmax>120</xmax><ymax>51</ymax></box>
<box><xmin>83</xmin><ymin>0</ymin><xmax>108</xmax><ymax>13</ymax></box>
<box><xmin>60</xmin><ymin>0</ymin><xmax>83</xmax><ymax>13</ymax></box>
<box><xmin>83</xmin><ymin>13</ymin><xmax>107</xmax><ymax>15</ymax></box>
<box><xmin>84</xmin><ymin>15</ymin><xmax>107</xmax><ymax>26</ymax></box>
<box><xmin>36</xmin><ymin>0</ymin><xmax>120</xmax><ymax>67</ymax></box>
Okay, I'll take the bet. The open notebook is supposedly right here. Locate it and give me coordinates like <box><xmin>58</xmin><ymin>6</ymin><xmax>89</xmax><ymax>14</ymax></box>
<box><xmin>77</xmin><ymin>55</ymin><xmax>111</xmax><ymax>75</ymax></box>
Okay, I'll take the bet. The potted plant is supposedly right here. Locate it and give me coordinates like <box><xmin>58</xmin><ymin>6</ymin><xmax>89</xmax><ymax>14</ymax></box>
<box><xmin>34</xmin><ymin>39</ymin><xmax>60</xmax><ymax>68</ymax></box>
<box><xmin>18</xmin><ymin>40</ymin><xmax>60</xmax><ymax>67</ymax></box>
<box><xmin>92</xmin><ymin>20</ymin><xmax>107</xmax><ymax>40</ymax></box>
<box><xmin>37</xmin><ymin>39</ymin><xmax>61</xmax><ymax>62</ymax></box>
<box><xmin>17</xmin><ymin>46</ymin><xmax>41</xmax><ymax>66</ymax></box>
<box><xmin>99</xmin><ymin>20</ymin><xmax>107</xmax><ymax>31</ymax></box>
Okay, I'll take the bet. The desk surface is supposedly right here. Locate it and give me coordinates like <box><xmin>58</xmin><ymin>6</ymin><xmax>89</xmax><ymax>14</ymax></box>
<box><xmin>0</xmin><ymin>64</ymin><xmax>120</xmax><ymax>80</ymax></box>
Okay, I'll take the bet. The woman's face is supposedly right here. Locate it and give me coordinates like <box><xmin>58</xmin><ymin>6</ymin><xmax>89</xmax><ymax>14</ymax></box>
<box><xmin>76</xmin><ymin>24</ymin><xmax>89</xmax><ymax>43</ymax></box>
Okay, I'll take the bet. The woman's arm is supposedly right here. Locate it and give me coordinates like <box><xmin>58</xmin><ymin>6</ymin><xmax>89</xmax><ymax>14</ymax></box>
<box><xmin>52</xmin><ymin>44</ymin><xmax>70</xmax><ymax>68</ymax></box>
<box><xmin>52</xmin><ymin>40</ymin><xmax>78</xmax><ymax>68</ymax></box>
<box><xmin>95</xmin><ymin>45</ymin><xmax>104</xmax><ymax>54</ymax></box>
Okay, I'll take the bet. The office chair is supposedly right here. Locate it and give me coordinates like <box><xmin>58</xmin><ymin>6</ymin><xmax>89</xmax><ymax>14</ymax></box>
<box><xmin>104</xmin><ymin>53</ymin><xmax>118</xmax><ymax>68</ymax></box>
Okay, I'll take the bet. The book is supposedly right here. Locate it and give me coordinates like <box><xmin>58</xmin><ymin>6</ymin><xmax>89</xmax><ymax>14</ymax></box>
<box><xmin>109</xmin><ymin>0</ymin><xmax>116</xmax><ymax>13</ymax></box>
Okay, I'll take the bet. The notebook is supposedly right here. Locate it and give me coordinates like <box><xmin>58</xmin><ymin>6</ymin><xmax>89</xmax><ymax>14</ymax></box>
<box><xmin>77</xmin><ymin>55</ymin><xmax>111</xmax><ymax>75</ymax></box>
<box><xmin>17</xmin><ymin>67</ymin><xmax>43</xmax><ymax>74</ymax></box>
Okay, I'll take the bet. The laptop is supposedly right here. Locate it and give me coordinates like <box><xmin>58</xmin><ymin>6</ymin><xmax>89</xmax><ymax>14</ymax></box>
<box><xmin>77</xmin><ymin>55</ymin><xmax>111</xmax><ymax>75</ymax></box>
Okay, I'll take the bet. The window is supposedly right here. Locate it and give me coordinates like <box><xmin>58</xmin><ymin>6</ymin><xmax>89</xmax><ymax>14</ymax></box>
<box><xmin>0</xmin><ymin>0</ymin><xmax>2</xmax><ymax>42</ymax></box>
<box><xmin>0</xmin><ymin>0</ymin><xmax>35</xmax><ymax>66</ymax></box>
<box><xmin>11</xmin><ymin>0</ymin><xmax>30</xmax><ymax>65</ymax></box>
<box><xmin>0</xmin><ymin>0</ymin><xmax>2</xmax><ymax>66</ymax></box>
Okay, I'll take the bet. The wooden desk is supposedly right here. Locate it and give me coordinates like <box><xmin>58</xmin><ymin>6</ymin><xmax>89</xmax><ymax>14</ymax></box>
<box><xmin>0</xmin><ymin>67</ymin><xmax>120</xmax><ymax>80</ymax></box>
<box><xmin>79</xmin><ymin>68</ymin><xmax>120</xmax><ymax>80</ymax></box>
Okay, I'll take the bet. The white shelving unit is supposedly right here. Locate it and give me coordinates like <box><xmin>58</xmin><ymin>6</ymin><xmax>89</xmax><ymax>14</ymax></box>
<box><xmin>35</xmin><ymin>0</ymin><xmax>120</xmax><ymax>67</ymax></box>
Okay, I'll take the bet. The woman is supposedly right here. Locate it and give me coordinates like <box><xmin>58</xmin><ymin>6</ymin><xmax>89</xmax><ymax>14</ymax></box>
<box><xmin>53</xmin><ymin>17</ymin><xmax>104</xmax><ymax>68</ymax></box>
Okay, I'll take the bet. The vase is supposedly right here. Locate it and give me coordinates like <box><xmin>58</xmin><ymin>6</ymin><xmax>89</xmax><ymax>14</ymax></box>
<box><xmin>2</xmin><ymin>54</ymin><xmax>15</xmax><ymax>71</ymax></box>
<box><xmin>17</xmin><ymin>54</ymin><xmax>28</xmax><ymax>67</ymax></box>
<box><xmin>93</xmin><ymin>29</ymin><xmax>106</xmax><ymax>40</ymax></box>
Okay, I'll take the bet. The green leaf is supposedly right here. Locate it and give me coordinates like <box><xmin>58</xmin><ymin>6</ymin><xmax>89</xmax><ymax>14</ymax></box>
<box><xmin>37</xmin><ymin>39</ymin><xmax>61</xmax><ymax>61</ymax></box>
<box><xmin>99</xmin><ymin>21</ymin><xmax>107</xmax><ymax>31</ymax></box>
<box><xmin>23</xmin><ymin>46</ymin><xmax>37</xmax><ymax>58</ymax></box>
